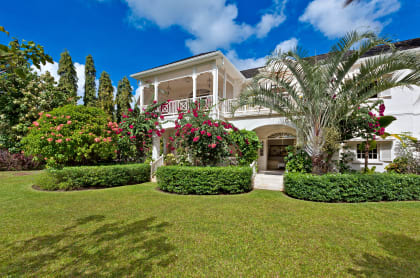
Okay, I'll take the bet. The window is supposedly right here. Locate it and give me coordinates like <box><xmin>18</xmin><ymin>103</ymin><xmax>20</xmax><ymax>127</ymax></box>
<box><xmin>357</xmin><ymin>144</ymin><xmax>378</xmax><ymax>159</ymax></box>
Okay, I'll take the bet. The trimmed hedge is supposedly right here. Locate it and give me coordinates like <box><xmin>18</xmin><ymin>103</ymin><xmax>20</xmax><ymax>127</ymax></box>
<box><xmin>36</xmin><ymin>163</ymin><xmax>151</xmax><ymax>190</ymax></box>
<box><xmin>156</xmin><ymin>166</ymin><xmax>253</xmax><ymax>195</ymax></box>
<box><xmin>284</xmin><ymin>173</ymin><xmax>420</xmax><ymax>202</ymax></box>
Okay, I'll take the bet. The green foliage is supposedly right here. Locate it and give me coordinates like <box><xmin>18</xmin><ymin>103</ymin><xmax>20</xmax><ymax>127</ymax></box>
<box><xmin>116</xmin><ymin>102</ymin><xmax>165</xmax><ymax>162</ymax></box>
<box><xmin>98</xmin><ymin>71</ymin><xmax>114</xmax><ymax>116</ymax></box>
<box><xmin>285</xmin><ymin>146</ymin><xmax>312</xmax><ymax>173</ymax></box>
<box><xmin>21</xmin><ymin>105</ymin><xmax>117</xmax><ymax>168</ymax></box>
<box><xmin>156</xmin><ymin>166</ymin><xmax>253</xmax><ymax>194</ymax></box>
<box><xmin>172</xmin><ymin>102</ymin><xmax>238</xmax><ymax>166</ymax></box>
<box><xmin>385</xmin><ymin>157</ymin><xmax>410</xmax><ymax>174</ymax></box>
<box><xmin>386</xmin><ymin>136</ymin><xmax>420</xmax><ymax>174</ymax></box>
<box><xmin>238</xmin><ymin>31</ymin><xmax>420</xmax><ymax>174</ymax></box>
<box><xmin>0</xmin><ymin>32</ymin><xmax>70</xmax><ymax>152</ymax></box>
<box><xmin>284</xmin><ymin>172</ymin><xmax>420</xmax><ymax>202</ymax></box>
<box><xmin>58</xmin><ymin>50</ymin><xmax>78</xmax><ymax>103</ymax></box>
<box><xmin>83</xmin><ymin>54</ymin><xmax>96</xmax><ymax>106</ymax></box>
<box><xmin>116</xmin><ymin>76</ymin><xmax>132</xmax><ymax>122</ymax></box>
<box><xmin>36</xmin><ymin>163</ymin><xmax>150</xmax><ymax>190</ymax></box>
<box><xmin>230</xmin><ymin>129</ymin><xmax>260</xmax><ymax>166</ymax></box>
<box><xmin>337</xmin><ymin>146</ymin><xmax>355</xmax><ymax>173</ymax></box>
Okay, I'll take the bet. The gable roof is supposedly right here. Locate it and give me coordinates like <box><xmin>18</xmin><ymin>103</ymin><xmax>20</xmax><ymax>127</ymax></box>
<box><xmin>240</xmin><ymin>37</ymin><xmax>420</xmax><ymax>79</ymax></box>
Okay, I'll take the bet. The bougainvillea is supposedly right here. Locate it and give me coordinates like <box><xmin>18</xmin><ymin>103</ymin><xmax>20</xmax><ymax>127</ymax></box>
<box><xmin>22</xmin><ymin>105</ymin><xmax>118</xmax><ymax>168</ymax></box>
<box><xmin>116</xmin><ymin>101</ymin><xmax>166</xmax><ymax>162</ymax></box>
<box><xmin>170</xmin><ymin>101</ymin><xmax>239</xmax><ymax>166</ymax></box>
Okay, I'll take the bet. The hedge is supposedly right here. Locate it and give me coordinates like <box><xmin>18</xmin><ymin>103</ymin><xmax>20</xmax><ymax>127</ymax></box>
<box><xmin>284</xmin><ymin>173</ymin><xmax>420</xmax><ymax>202</ymax></box>
<box><xmin>156</xmin><ymin>166</ymin><xmax>253</xmax><ymax>195</ymax></box>
<box><xmin>36</xmin><ymin>163</ymin><xmax>151</xmax><ymax>190</ymax></box>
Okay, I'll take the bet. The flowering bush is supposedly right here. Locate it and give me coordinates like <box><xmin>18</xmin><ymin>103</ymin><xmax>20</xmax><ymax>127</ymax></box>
<box><xmin>229</xmin><ymin>129</ymin><xmax>260</xmax><ymax>166</ymax></box>
<box><xmin>22</xmin><ymin>105</ymin><xmax>118</xmax><ymax>168</ymax></box>
<box><xmin>171</xmin><ymin>102</ymin><xmax>238</xmax><ymax>166</ymax></box>
<box><xmin>116</xmin><ymin>101</ymin><xmax>166</xmax><ymax>162</ymax></box>
<box><xmin>0</xmin><ymin>148</ymin><xmax>44</xmax><ymax>171</ymax></box>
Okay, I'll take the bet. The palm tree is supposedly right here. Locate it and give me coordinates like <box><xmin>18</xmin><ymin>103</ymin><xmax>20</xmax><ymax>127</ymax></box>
<box><xmin>237</xmin><ymin>31</ymin><xmax>420</xmax><ymax>174</ymax></box>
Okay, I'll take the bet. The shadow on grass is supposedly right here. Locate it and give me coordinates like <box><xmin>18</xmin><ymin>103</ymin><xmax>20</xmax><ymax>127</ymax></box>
<box><xmin>1</xmin><ymin>215</ymin><xmax>176</xmax><ymax>277</ymax></box>
<box><xmin>348</xmin><ymin>233</ymin><xmax>420</xmax><ymax>277</ymax></box>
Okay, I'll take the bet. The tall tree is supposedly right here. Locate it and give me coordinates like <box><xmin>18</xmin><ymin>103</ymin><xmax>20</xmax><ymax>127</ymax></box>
<box><xmin>83</xmin><ymin>54</ymin><xmax>96</xmax><ymax>106</ymax></box>
<box><xmin>116</xmin><ymin>76</ymin><xmax>133</xmax><ymax>122</ymax></box>
<box><xmin>238</xmin><ymin>31</ymin><xmax>420</xmax><ymax>174</ymax></box>
<box><xmin>98</xmin><ymin>71</ymin><xmax>114</xmax><ymax>116</ymax></box>
<box><xmin>58</xmin><ymin>50</ymin><xmax>78</xmax><ymax>103</ymax></box>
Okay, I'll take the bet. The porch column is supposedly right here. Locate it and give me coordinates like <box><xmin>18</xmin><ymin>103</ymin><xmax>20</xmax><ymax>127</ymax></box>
<box><xmin>154</xmin><ymin>77</ymin><xmax>159</xmax><ymax>102</ymax></box>
<box><xmin>192</xmin><ymin>67</ymin><xmax>197</xmax><ymax>102</ymax></box>
<box><xmin>212</xmin><ymin>64</ymin><xmax>219</xmax><ymax>116</ymax></box>
<box><xmin>223</xmin><ymin>70</ymin><xmax>227</xmax><ymax>99</ymax></box>
<box><xmin>152</xmin><ymin>135</ymin><xmax>160</xmax><ymax>160</ymax></box>
<box><xmin>139</xmin><ymin>85</ymin><xmax>144</xmax><ymax>109</ymax></box>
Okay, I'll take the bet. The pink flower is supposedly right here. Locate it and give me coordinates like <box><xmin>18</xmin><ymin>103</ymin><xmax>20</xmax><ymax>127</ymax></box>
<box><xmin>33</xmin><ymin>121</ymin><xmax>39</xmax><ymax>127</ymax></box>
<box><xmin>67</xmin><ymin>120</ymin><xmax>72</xmax><ymax>125</ymax></box>
<box><xmin>178</xmin><ymin>114</ymin><xmax>183</xmax><ymax>120</ymax></box>
<box><xmin>160</xmin><ymin>115</ymin><xmax>165</xmax><ymax>120</ymax></box>
<box><xmin>209</xmin><ymin>143</ymin><xmax>217</xmax><ymax>149</ymax></box>
<box><xmin>216</xmin><ymin>136</ymin><xmax>222</xmax><ymax>141</ymax></box>
<box><xmin>38</xmin><ymin>112</ymin><xmax>44</xmax><ymax>116</ymax></box>
<box><xmin>129</xmin><ymin>125</ymin><xmax>134</xmax><ymax>129</ymax></box>
<box><xmin>214</xmin><ymin>123</ymin><xmax>219</xmax><ymax>127</ymax></box>
<box><xmin>47</xmin><ymin>138</ymin><xmax>53</xmax><ymax>142</ymax></box>
<box><xmin>148</xmin><ymin>129</ymin><xmax>153</xmax><ymax>133</ymax></box>
<box><xmin>207</xmin><ymin>132</ymin><xmax>212</xmax><ymax>137</ymax></box>
<box><xmin>193</xmin><ymin>136</ymin><xmax>200</xmax><ymax>142</ymax></box>
<box><xmin>53</xmin><ymin>116</ymin><xmax>57</xmax><ymax>119</ymax></box>
<box><xmin>160</xmin><ymin>128</ymin><xmax>165</xmax><ymax>133</ymax></box>
<box><xmin>55</xmin><ymin>139</ymin><xmax>62</xmax><ymax>143</ymax></box>
<box><xmin>66</xmin><ymin>116</ymin><xmax>71</xmax><ymax>119</ymax></box>
<box><xmin>153</xmin><ymin>100</ymin><xmax>157</xmax><ymax>104</ymax></box>
<box><xmin>94</xmin><ymin>137</ymin><xmax>101</xmax><ymax>143</ymax></box>
<box><xmin>200</xmin><ymin>130</ymin><xmax>206</xmax><ymax>135</ymax></box>
<box><xmin>169</xmin><ymin>136</ymin><xmax>174</xmax><ymax>142</ymax></box>
<box><xmin>128</xmin><ymin>108</ymin><xmax>133</xmax><ymax>112</ymax></box>
<box><xmin>46</xmin><ymin>114</ymin><xmax>51</xmax><ymax>118</ymax></box>
<box><xmin>127</xmin><ymin>131</ymin><xmax>131</xmax><ymax>135</ymax></box>
<box><xmin>79</xmin><ymin>132</ymin><xmax>83</xmax><ymax>134</ymax></box>
<box><xmin>65</xmin><ymin>138</ymin><xmax>71</xmax><ymax>142</ymax></box>
<box><xmin>154</xmin><ymin>121</ymin><xmax>159</xmax><ymax>126</ymax></box>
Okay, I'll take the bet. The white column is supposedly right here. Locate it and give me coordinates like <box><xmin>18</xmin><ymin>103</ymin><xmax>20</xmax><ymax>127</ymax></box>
<box><xmin>152</xmin><ymin>135</ymin><xmax>160</xmax><ymax>160</ymax></box>
<box><xmin>223</xmin><ymin>70</ymin><xmax>227</xmax><ymax>99</ymax></box>
<box><xmin>212</xmin><ymin>64</ymin><xmax>219</xmax><ymax>117</ymax></box>
<box><xmin>192</xmin><ymin>67</ymin><xmax>197</xmax><ymax>102</ymax></box>
<box><xmin>154</xmin><ymin>77</ymin><xmax>159</xmax><ymax>102</ymax></box>
<box><xmin>139</xmin><ymin>85</ymin><xmax>144</xmax><ymax>108</ymax></box>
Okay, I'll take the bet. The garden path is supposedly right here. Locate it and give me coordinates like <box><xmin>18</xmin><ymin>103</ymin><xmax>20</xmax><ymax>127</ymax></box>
<box><xmin>253</xmin><ymin>172</ymin><xmax>284</xmax><ymax>191</ymax></box>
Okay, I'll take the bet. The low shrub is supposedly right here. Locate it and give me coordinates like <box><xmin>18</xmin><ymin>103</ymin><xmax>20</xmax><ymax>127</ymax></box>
<box><xmin>36</xmin><ymin>163</ymin><xmax>150</xmax><ymax>190</ymax></box>
<box><xmin>284</xmin><ymin>173</ymin><xmax>420</xmax><ymax>202</ymax></box>
<box><xmin>156</xmin><ymin>166</ymin><xmax>253</xmax><ymax>195</ymax></box>
<box><xmin>285</xmin><ymin>146</ymin><xmax>312</xmax><ymax>173</ymax></box>
<box><xmin>0</xmin><ymin>149</ymin><xmax>44</xmax><ymax>171</ymax></box>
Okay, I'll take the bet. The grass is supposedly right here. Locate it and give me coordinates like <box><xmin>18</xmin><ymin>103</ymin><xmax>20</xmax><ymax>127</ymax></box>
<box><xmin>0</xmin><ymin>171</ymin><xmax>419</xmax><ymax>277</ymax></box>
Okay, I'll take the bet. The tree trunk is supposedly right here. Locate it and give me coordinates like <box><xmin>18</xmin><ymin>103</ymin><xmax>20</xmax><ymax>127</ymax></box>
<box><xmin>311</xmin><ymin>154</ymin><xmax>324</xmax><ymax>175</ymax></box>
<box><xmin>364</xmin><ymin>139</ymin><xmax>369</xmax><ymax>173</ymax></box>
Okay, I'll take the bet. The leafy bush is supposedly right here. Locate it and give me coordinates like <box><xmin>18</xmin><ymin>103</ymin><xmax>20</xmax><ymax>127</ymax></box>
<box><xmin>22</xmin><ymin>105</ymin><xmax>118</xmax><ymax>168</ymax></box>
<box><xmin>0</xmin><ymin>149</ymin><xmax>44</xmax><ymax>171</ymax></box>
<box><xmin>170</xmin><ymin>101</ymin><xmax>238</xmax><ymax>166</ymax></box>
<box><xmin>230</xmin><ymin>129</ymin><xmax>260</xmax><ymax>166</ymax></box>
<box><xmin>156</xmin><ymin>166</ymin><xmax>253</xmax><ymax>194</ymax></box>
<box><xmin>385</xmin><ymin>157</ymin><xmax>410</xmax><ymax>174</ymax></box>
<box><xmin>285</xmin><ymin>146</ymin><xmax>312</xmax><ymax>173</ymax></box>
<box><xmin>386</xmin><ymin>134</ymin><xmax>420</xmax><ymax>174</ymax></box>
<box><xmin>36</xmin><ymin>163</ymin><xmax>150</xmax><ymax>190</ymax></box>
<box><xmin>284</xmin><ymin>173</ymin><xmax>420</xmax><ymax>202</ymax></box>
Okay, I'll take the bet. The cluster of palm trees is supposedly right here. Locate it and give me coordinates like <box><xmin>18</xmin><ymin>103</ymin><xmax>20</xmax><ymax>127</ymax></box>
<box><xmin>238</xmin><ymin>31</ymin><xmax>420</xmax><ymax>174</ymax></box>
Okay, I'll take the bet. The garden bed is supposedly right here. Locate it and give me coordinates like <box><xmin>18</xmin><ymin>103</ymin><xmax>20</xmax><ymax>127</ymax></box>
<box><xmin>36</xmin><ymin>163</ymin><xmax>151</xmax><ymax>191</ymax></box>
<box><xmin>156</xmin><ymin>166</ymin><xmax>253</xmax><ymax>195</ymax></box>
<box><xmin>284</xmin><ymin>172</ymin><xmax>420</xmax><ymax>202</ymax></box>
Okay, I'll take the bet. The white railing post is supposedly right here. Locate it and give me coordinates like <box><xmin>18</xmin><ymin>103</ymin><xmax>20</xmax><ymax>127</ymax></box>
<box><xmin>192</xmin><ymin>67</ymin><xmax>197</xmax><ymax>102</ymax></box>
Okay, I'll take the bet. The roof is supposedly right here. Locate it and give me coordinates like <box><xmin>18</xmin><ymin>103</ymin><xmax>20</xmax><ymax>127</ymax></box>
<box><xmin>142</xmin><ymin>51</ymin><xmax>217</xmax><ymax>72</ymax></box>
<box><xmin>240</xmin><ymin>37</ymin><xmax>420</xmax><ymax>79</ymax></box>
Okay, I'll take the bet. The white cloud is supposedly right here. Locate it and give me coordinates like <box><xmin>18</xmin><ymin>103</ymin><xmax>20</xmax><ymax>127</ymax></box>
<box><xmin>226</xmin><ymin>37</ymin><xmax>298</xmax><ymax>70</ymax></box>
<box><xmin>299</xmin><ymin>0</ymin><xmax>400</xmax><ymax>38</ymax></box>
<box><xmin>31</xmin><ymin>61</ymin><xmax>59</xmax><ymax>82</ymax></box>
<box><xmin>123</xmin><ymin>0</ymin><xmax>287</xmax><ymax>54</ymax></box>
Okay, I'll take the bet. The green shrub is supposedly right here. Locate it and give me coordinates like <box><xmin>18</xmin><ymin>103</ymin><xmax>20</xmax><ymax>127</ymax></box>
<box><xmin>284</xmin><ymin>173</ymin><xmax>420</xmax><ymax>202</ymax></box>
<box><xmin>22</xmin><ymin>105</ymin><xmax>118</xmax><ymax>168</ymax></box>
<box><xmin>285</xmin><ymin>146</ymin><xmax>312</xmax><ymax>173</ymax></box>
<box><xmin>36</xmin><ymin>163</ymin><xmax>150</xmax><ymax>190</ymax></box>
<box><xmin>230</xmin><ymin>129</ymin><xmax>261</xmax><ymax>166</ymax></box>
<box><xmin>156</xmin><ymin>166</ymin><xmax>253</xmax><ymax>194</ymax></box>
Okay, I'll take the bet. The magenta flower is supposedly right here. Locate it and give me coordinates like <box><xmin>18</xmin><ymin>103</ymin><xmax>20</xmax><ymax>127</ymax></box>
<box><xmin>193</xmin><ymin>136</ymin><xmax>200</xmax><ymax>142</ymax></box>
<box><xmin>129</xmin><ymin>125</ymin><xmax>134</xmax><ymax>129</ymax></box>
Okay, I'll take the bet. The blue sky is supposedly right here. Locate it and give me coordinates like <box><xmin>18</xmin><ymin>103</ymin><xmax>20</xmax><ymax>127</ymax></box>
<box><xmin>1</xmin><ymin>0</ymin><xmax>419</xmax><ymax>99</ymax></box>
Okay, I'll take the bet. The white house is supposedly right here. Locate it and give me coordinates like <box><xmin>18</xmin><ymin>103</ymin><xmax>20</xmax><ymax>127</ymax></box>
<box><xmin>130</xmin><ymin>38</ymin><xmax>420</xmax><ymax>173</ymax></box>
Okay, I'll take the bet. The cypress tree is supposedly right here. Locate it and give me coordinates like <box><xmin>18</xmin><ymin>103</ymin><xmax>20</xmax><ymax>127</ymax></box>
<box><xmin>98</xmin><ymin>71</ymin><xmax>114</xmax><ymax>116</ymax></box>
<box><xmin>57</xmin><ymin>50</ymin><xmax>78</xmax><ymax>103</ymax></box>
<box><xmin>83</xmin><ymin>54</ymin><xmax>96</xmax><ymax>106</ymax></box>
<box><xmin>116</xmin><ymin>76</ymin><xmax>133</xmax><ymax>122</ymax></box>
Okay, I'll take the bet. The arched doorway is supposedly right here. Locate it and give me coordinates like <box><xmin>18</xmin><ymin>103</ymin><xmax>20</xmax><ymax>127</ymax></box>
<box><xmin>253</xmin><ymin>125</ymin><xmax>297</xmax><ymax>172</ymax></box>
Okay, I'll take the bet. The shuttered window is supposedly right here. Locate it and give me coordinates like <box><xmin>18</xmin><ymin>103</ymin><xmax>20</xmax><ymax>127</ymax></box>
<box><xmin>380</xmin><ymin>141</ymin><xmax>393</xmax><ymax>161</ymax></box>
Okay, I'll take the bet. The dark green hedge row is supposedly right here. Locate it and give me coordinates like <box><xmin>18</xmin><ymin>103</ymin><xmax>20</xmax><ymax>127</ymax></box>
<box><xmin>156</xmin><ymin>166</ymin><xmax>253</xmax><ymax>195</ymax></box>
<box><xmin>284</xmin><ymin>173</ymin><xmax>420</xmax><ymax>202</ymax></box>
<box><xmin>37</xmin><ymin>163</ymin><xmax>151</xmax><ymax>190</ymax></box>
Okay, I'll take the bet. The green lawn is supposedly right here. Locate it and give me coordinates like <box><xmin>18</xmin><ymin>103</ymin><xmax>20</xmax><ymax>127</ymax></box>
<box><xmin>0</xmin><ymin>171</ymin><xmax>419</xmax><ymax>277</ymax></box>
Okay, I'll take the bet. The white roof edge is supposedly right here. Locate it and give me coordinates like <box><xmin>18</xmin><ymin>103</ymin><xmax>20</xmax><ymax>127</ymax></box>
<box><xmin>130</xmin><ymin>51</ymin><xmax>223</xmax><ymax>79</ymax></box>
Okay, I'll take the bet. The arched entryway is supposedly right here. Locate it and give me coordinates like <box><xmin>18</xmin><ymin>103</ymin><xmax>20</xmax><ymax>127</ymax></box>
<box><xmin>253</xmin><ymin>125</ymin><xmax>297</xmax><ymax>172</ymax></box>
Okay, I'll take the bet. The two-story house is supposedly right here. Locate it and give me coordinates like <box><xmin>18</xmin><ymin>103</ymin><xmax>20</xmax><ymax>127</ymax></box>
<box><xmin>130</xmin><ymin>38</ymin><xmax>420</xmax><ymax>172</ymax></box>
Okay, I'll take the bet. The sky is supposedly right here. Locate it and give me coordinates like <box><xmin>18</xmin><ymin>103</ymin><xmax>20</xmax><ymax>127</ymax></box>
<box><xmin>1</xmin><ymin>0</ymin><xmax>419</xmax><ymax>102</ymax></box>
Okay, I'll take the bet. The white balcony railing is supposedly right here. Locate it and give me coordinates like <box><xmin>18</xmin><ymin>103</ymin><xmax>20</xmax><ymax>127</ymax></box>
<box><xmin>143</xmin><ymin>95</ymin><xmax>213</xmax><ymax>116</ymax></box>
<box><xmin>222</xmin><ymin>98</ymin><xmax>271</xmax><ymax>115</ymax></box>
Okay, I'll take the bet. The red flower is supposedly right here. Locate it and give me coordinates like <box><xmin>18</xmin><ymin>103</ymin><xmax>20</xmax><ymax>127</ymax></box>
<box><xmin>154</xmin><ymin>121</ymin><xmax>159</xmax><ymax>126</ymax></box>
<box><xmin>200</xmin><ymin>130</ymin><xmax>206</xmax><ymax>135</ymax></box>
<box><xmin>207</xmin><ymin>132</ymin><xmax>212</xmax><ymax>137</ymax></box>
<box><xmin>216</xmin><ymin>136</ymin><xmax>222</xmax><ymax>141</ymax></box>
<box><xmin>210</xmin><ymin>143</ymin><xmax>217</xmax><ymax>148</ymax></box>
<box><xmin>127</xmin><ymin>131</ymin><xmax>131</xmax><ymax>135</ymax></box>
<box><xmin>193</xmin><ymin>136</ymin><xmax>200</xmax><ymax>142</ymax></box>
<box><xmin>160</xmin><ymin>115</ymin><xmax>165</xmax><ymax>120</ymax></box>
<box><xmin>169</xmin><ymin>136</ymin><xmax>174</xmax><ymax>142</ymax></box>
<box><xmin>128</xmin><ymin>108</ymin><xmax>133</xmax><ymax>112</ymax></box>
<box><xmin>153</xmin><ymin>100</ymin><xmax>157</xmax><ymax>104</ymax></box>
<box><xmin>129</xmin><ymin>125</ymin><xmax>134</xmax><ymax>129</ymax></box>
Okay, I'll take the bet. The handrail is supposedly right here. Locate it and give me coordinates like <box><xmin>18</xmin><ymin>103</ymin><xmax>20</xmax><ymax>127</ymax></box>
<box><xmin>151</xmin><ymin>155</ymin><xmax>164</xmax><ymax>177</ymax></box>
<box><xmin>250</xmin><ymin>160</ymin><xmax>257</xmax><ymax>176</ymax></box>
